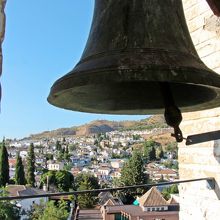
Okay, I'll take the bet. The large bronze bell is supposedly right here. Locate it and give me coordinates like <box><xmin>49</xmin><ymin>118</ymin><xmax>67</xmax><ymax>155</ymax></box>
<box><xmin>48</xmin><ymin>0</ymin><xmax>220</xmax><ymax>141</ymax></box>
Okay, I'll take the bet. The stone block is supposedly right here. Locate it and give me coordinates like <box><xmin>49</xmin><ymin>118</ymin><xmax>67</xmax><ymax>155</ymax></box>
<box><xmin>213</xmin><ymin>66</ymin><xmax>220</xmax><ymax>74</ymax></box>
<box><xmin>187</xmin><ymin>12</ymin><xmax>205</xmax><ymax>32</ymax></box>
<box><xmin>190</xmin><ymin>28</ymin><xmax>217</xmax><ymax>45</ymax></box>
<box><xmin>182</xmin><ymin>107</ymin><xmax>220</xmax><ymax>120</ymax></box>
<box><xmin>184</xmin><ymin>1</ymin><xmax>210</xmax><ymax>20</ymax></box>
<box><xmin>202</xmin><ymin>50</ymin><xmax>220</xmax><ymax>69</ymax></box>
<box><xmin>183</xmin><ymin>0</ymin><xmax>203</xmax><ymax>11</ymax></box>
<box><xmin>196</xmin><ymin>37</ymin><xmax>220</xmax><ymax>58</ymax></box>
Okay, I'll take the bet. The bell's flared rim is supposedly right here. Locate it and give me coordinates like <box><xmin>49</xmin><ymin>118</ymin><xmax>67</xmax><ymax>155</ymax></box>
<box><xmin>48</xmin><ymin>64</ymin><xmax>220</xmax><ymax>115</ymax></box>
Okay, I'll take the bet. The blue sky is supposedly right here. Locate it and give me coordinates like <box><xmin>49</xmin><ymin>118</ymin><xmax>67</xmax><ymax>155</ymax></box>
<box><xmin>0</xmin><ymin>1</ymin><xmax>147</xmax><ymax>139</ymax></box>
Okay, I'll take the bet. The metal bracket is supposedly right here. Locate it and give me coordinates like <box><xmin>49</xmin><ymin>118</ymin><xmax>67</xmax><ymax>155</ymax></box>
<box><xmin>207</xmin><ymin>178</ymin><xmax>215</xmax><ymax>190</ymax></box>
<box><xmin>186</xmin><ymin>130</ymin><xmax>220</xmax><ymax>145</ymax></box>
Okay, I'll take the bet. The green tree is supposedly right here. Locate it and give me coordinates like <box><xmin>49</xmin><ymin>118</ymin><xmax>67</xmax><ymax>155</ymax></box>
<box><xmin>40</xmin><ymin>170</ymin><xmax>74</xmax><ymax>192</ymax></box>
<box><xmin>65</xmin><ymin>145</ymin><xmax>69</xmax><ymax>154</ymax></box>
<box><xmin>75</xmin><ymin>173</ymin><xmax>99</xmax><ymax>190</ymax></box>
<box><xmin>63</xmin><ymin>162</ymin><xmax>73</xmax><ymax>171</ymax></box>
<box><xmin>97</xmin><ymin>133</ymin><xmax>103</xmax><ymax>141</ymax></box>
<box><xmin>57</xmin><ymin>151</ymin><xmax>64</xmax><ymax>162</ymax></box>
<box><xmin>77</xmin><ymin>174</ymin><xmax>99</xmax><ymax>208</ymax></box>
<box><xmin>64</xmin><ymin>146</ymin><xmax>70</xmax><ymax>161</ymax></box>
<box><xmin>55</xmin><ymin>141</ymin><xmax>61</xmax><ymax>151</ymax></box>
<box><xmin>132</xmin><ymin>134</ymin><xmax>141</xmax><ymax>140</ymax></box>
<box><xmin>0</xmin><ymin>139</ymin><xmax>9</xmax><ymax>186</ymax></box>
<box><xmin>15</xmin><ymin>153</ymin><xmax>26</xmax><ymax>185</ymax></box>
<box><xmin>55</xmin><ymin>170</ymin><xmax>74</xmax><ymax>191</ymax></box>
<box><xmin>149</xmin><ymin>146</ymin><xmax>156</xmax><ymax>161</ymax></box>
<box><xmin>120</xmin><ymin>151</ymin><xmax>147</xmax><ymax>188</ymax></box>
<box><xmin>143</xmin><ymin>145</ymin><xmax>151</xmax><ymax>162</ymax></box>
<box><xmin>156</xmin><ymin>147</ymin><xmax>164</xmax><ymax>159</ymax></box>
<box><xmin>69</xmin><ymin>144</ymin><xmax>77</xmax><ymax>152</ymax></box>
<box><xmin>0</xmin><ymin>188</ymin><xmax>20</xmax><ymax>220</ymax></box>
<box><xmin>143</xmin><ymin>140</ymin><xmax>157</xmax><ymax>161</ymax></box>
<box><xmin>130</xmin><ymin>151</ymin><xmax>147</xmax><ymax>184</ymax></box>
<box><xmin>120</xmin><ymin>151</ymin><xmax>148</xmax><ymax>203</ymax></box>
<box><xmin>27</xmin><ymin>143</ymin><xmax>36</xmax><ymax>187</ymax></box>
<box><xmin>45</xmin><ymin>153</ymin><xmax>53</xmax><ymax>161</ymax></box>
<box><xmin>94</xmin><ymin>139</ymin><xmax>99</xmax><ymax>146</ymax></box>
<box><xmin>29</xmin><ymin>199</ymin><xmax>69</xmax><ymax>220</ymax></box>
<box><xmin>165</xmin><ymin>142</ymin><xmax>178</xmax><ymax>152</ymax></box>
<box><xmin>28</xmin><ymin>199</ymin><xmax>45</xmax><ymax>220</ymax></box>
<box><xmin>120</xmin><ymin>162</ymin><xmax>132</xmax><ymax>186</ymax></box>
<box><xmin>162</xmin><ymin>184</ymin><xmax>179</xmax><ymax>200</ymax></box>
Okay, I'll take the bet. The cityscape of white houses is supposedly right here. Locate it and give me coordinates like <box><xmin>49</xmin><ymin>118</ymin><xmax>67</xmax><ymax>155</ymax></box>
<box><xmin>6</xmin><ymin>127</ymin><xmax>178</xmax><ymax>187</ymax></box>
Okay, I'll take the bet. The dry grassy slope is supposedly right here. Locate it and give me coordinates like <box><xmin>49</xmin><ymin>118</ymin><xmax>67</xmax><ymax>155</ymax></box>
<box><xmin>144</xmin><ymin>132</ymin><xmax>175</xmax><ymax>147</ymax></box>
<box><xmin>27</xmin><ymin>115</ymin><xmax>169</xmax><ymax>139</ymax></box>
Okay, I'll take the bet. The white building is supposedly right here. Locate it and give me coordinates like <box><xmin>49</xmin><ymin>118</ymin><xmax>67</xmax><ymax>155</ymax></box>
<box><xmin>20</xmin><ymin>150</ymin><xmax>28</xmax><ymax>159</ymax></box>
<box><xmin>47</xmin><ymin>161</ymin><xmax>64</xmax><ymax>171</ymax></box>
<box><xmin>110</xmin><ymin>159</ymin><xmax>126</xmax><ymax>169</ymax></box>
<box><xmin>98</xmin><ymin>166</ymin><xmax>111</xmax><ymax>176</ymax></box>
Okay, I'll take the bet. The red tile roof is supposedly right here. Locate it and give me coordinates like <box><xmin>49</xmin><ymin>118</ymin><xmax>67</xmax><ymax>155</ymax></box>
<box><xmin>138</xmin><ymin>186</ymin><xmax>168</xmax><ymax>206</ymax></box>
<box><xmin>6</xmin><ymin>185</ymin><xmax>26</xmax><ymax>197</ymax></box>
<box><xmin>168</xmin><ymin>197</ymin><xmax>178</xmax><ymax>205</ymax></box>
<box><xmin>106</xmin><ymin>205</ymin><xmax>179</xmax><ymax>219</ymax></box>
<box><xmin>155</xmin><ymin>169</ymin><xmax>177</xmax><ymax>175</ymax></box>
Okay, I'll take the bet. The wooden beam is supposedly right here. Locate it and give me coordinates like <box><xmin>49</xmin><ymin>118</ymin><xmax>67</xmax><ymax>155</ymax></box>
<box><xmin>206</xmin><ymin>0</ymin><xmax>220</xmax><ymax>16</ymax></box>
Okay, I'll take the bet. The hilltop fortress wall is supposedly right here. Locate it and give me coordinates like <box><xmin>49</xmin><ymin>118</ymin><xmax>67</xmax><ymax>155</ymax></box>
<box><xmin>180</xmin><ymin>0</ymin><xmax>220</xmax><ymax>219</ymax></box>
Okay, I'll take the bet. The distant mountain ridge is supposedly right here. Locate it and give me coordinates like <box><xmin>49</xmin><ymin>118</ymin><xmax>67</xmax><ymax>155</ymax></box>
<box><xmin>27</xmin><ymin>115</ymin><xmax>168</xmax><ymax>139</ymax></box>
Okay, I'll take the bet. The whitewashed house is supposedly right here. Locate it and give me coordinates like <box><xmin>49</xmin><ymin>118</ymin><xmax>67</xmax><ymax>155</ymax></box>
<box><xmin>47</xmin><ymin>161</ymin><xmax>64</xmax><ymax>171</ymax></box>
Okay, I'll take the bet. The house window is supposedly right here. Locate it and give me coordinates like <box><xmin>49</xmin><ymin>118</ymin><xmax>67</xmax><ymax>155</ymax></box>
<box><xmin>114</xmin><ymin>213</ymin><xmax>121</xmax><ymax>220</ymax></box>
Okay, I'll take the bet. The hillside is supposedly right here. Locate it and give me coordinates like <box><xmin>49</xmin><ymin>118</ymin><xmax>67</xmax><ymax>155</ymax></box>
<box><xmin>27</xmin><ymin>115</ymin><xmax>168</xmax><ymax>139</ymax></box>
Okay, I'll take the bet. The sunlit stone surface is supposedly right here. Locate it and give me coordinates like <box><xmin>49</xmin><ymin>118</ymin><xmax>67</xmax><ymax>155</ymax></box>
<box><xmin>180</xmin><ymin>1</ymin><xmax>220</xmax><ymax>219</ymax></box>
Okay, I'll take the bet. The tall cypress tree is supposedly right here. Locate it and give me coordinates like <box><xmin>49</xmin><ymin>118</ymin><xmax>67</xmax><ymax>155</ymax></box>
<box><xmin>0</xmin><ymin>139</ymin><xmax>9</xmax><ymax>186</ymax></box>
<box><xmin>56</xmin><ymin>141</ymin><xmax>61</xmax><ymax>151</ymax></box>
<box><xmin>15</xmin><ymin>153</ymin><xmax>26</xmax><ymax>185</ymax></box>
<box><xmin>143</xmin><ymin>140</ymin><xmax>157</xmax><ymax>161</ymax></box>
<box><xmin>121</xmin><ymin>151</ymin><xmax>147</xmax><ymax>187</ymax></box>
<box><xmin>77</xmin><ymin>174</ymin><xmax>99</xmax><ymax>208</ymax></box>
<box><xmin>120</xmin><ymin>151</ymin><xmax>148</xmax><ymax>198</ymax></box>
<box><xmin>26</xmin><ymin>143</ymin><xmax>35</xmax><ymax>187</ymax></box>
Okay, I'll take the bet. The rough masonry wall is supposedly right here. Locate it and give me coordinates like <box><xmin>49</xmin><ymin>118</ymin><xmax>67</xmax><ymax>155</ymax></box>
<box><xmin>180</xmin><ymin>0</ymin><xmax>220</xmax><ymax>219</ymax></box>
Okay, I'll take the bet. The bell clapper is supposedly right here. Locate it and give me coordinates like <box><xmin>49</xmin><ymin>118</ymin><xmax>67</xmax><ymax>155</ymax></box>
<box><xmin>160</xmin><ymin>82</ymin><xmax>184</xmax><ymax>143</ymax></box>
<box><xmin>165</xmin><ymin>105</ymin><xmax>183</xmax><ymax>143</ymax></box>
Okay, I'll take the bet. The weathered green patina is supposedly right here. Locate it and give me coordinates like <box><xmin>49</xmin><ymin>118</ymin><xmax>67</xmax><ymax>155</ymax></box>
<box><xmin>48</xmin><ymin>0</ymin><xmax>220</xmax><ymax>115</ymax></box>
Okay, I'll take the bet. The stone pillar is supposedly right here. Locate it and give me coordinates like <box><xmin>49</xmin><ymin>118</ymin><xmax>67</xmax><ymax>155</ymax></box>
<box><xmin>179</xmin><ymin>0</ymin><xmax>220</xmax><ymax>219</ymax></box>
<box><xmin>0</xmin><ymin>0</ymin><xmax>6</xmax><ymax>105</ymax></box>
